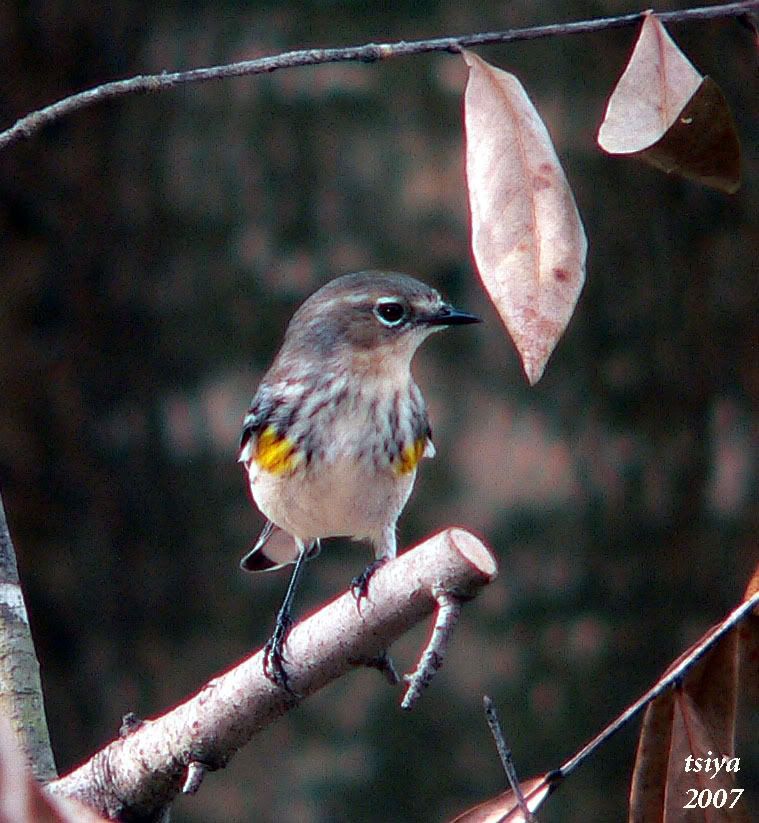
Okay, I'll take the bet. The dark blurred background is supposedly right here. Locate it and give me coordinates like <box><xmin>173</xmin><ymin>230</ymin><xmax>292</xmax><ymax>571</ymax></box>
<box><xmin>0</xmin><ymin>1</ymin><xmax>756</xmax><ymax>821</ymax></box>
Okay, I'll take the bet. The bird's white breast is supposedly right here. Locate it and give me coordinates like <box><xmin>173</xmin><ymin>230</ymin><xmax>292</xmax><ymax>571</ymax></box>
<box><xmin>246</xmin><ymin>373</ymin><xmax>429</xmax><ymax>546</ymax></box>
<box><xmin>249</xmin><ymin>456</ymin><xmax>416</xmax><ymax>545</ymax></box>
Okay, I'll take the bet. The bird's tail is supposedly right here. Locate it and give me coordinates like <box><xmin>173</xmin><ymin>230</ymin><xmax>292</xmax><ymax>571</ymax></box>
<box><xmin>240</xmin><ymin>520</ymin><xmax>320</xmax><ymax>572</ymax></box>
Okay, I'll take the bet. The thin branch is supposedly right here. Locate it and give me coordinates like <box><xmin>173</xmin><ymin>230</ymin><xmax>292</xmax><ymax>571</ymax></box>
<box><xmin>483</xmin><ymin>696</ymin><xmax>536</xmax><ymax>823</ymax></box>
<box><xmin>46</xmin><ymin>528</ymin><xmax>497</xmax><ymax>821</ymax></box>
<box><xmin>559</xmin><ymin>589</ymin><xmax>759</xmax><ymax>778</ymax></box>
<box><xmin>1</xmin><ymin>2</ymin><xmax>756</xmax><ymax>151</ymax></box>
<box><xmin>451</xmin><ymin>591</ymin><xmax>759</xmax><ymax>822</ymax></box>
<box><xmin>401</xmin><ymin>586</ymin><xmax>462</xmax><ymax>710</ymax></box>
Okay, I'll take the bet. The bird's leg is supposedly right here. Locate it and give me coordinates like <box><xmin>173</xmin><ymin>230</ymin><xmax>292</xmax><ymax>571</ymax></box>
<box><xmin>351</xmin><ymin>530</ymin><xmax>398</xmax><ymax>681</ymax></box>
<box><xmin>263</xmin><ymin>540</ymin><xmax>309</xmax><ymax>696</ymax></box>
<box><xmin>352</xmin><ymin>527</ymin><xmax>397</xmax><ymax>607</ymax></box>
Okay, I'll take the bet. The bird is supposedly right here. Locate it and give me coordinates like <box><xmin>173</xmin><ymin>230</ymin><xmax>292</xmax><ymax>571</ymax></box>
<box><xmin>238</xmin><ymin>271</ymin><xmax>480</xmax><ymax>692</ymax></box>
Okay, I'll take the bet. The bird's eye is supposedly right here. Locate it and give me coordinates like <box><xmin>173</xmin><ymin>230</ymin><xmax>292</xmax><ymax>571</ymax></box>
<box><xmin>374</xmin><ymin>300</ymin><xmax>406</xmax><ymax>327</ymax></box>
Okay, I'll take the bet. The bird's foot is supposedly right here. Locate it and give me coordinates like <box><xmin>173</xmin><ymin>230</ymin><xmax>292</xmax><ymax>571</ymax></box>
<box><xmin>262</xmin><ymin>613</ymin><xmax>300</xmax><ymax>698</ymax></box>
<box><xmin>362</xmin><ymin>649</ymin><xmax>400</xmax><ymax>685</ymax></box>
<box><xmin>351</xmin><ymin>557</ymin><xmax>388</xmax><ymax>609</ymax></box>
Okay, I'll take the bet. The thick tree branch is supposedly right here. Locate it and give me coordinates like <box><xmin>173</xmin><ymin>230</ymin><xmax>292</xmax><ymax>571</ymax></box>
<box><xmin>46</xmin><ymin>528</ymin><xmax>497</xmax><ymax>821</ymax></box>
<box><xmin>1</xmin><ymin>2</ymin><xmax>756</xmax><ymax>151</ymax></box>
<box><xmin>0</xmin><ymin>490</ymin><xmax>56</xmax><ymax>782</ymax></box>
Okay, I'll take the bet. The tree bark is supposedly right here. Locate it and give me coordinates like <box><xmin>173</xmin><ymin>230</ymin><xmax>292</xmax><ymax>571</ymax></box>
<box><xmin>0</xmin><ymin>490</ymin><xmax>56</xmax><ymax>782</ymax></box>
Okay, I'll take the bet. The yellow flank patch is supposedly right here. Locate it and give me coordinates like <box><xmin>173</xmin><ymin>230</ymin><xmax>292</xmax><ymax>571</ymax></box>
<box><xmin>395</xmin><ymin>438</ymin><xmax>426</xmax><ymax>475</ymax></box>
<box><xmin>255</xmin><ymin>425</ymin><xmax>301</xmax><ymax>474</ymax></box>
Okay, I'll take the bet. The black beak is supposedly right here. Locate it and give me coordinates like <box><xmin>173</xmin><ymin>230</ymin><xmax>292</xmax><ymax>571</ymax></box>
<box><xmin>424</xmin><ymin>303</ymin><xmax>482</xmax><ymax>327</ymax></box>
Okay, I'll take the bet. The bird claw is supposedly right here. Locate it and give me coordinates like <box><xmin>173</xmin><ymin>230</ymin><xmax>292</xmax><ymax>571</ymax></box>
<box><xmin>262</xmin><ymin>614</ymin><xmax>301</xmax><ymax>698</ymax></box>
<box><xmin>350</xmin><ymin>557</ymin><xmax>388</xmax><ymax>608</ymax></box>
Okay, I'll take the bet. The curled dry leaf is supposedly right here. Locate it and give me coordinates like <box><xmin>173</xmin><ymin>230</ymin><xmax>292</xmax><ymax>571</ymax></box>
<box><xmin>598</xmin><ymin>13</ymin><xmax>740</xmax><ymax>193</ymax></box>
<box><xmin>448</xmin><ymin>774</ymin><xmax>557</xmax><ymax>823</ymax></box>
<box><xmin>598</xmin><ymin>13</ymin><xmax>701</xmax><ymax>153</ymax></box>
<box><xmin>463</xmin><ymin>51</ymin><xmax>587</xmax><ymax>385</ymax></box>
<box><xmin>636</xmin><ymin>78</ymin><xmax>741</xmax><ymax>194</ymax></box>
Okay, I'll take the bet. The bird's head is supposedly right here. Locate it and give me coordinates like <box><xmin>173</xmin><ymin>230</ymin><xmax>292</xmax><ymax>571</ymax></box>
<box><xmin>279</xmin><ymin>271</ymin><xmax>480</xmax><ymax>375</ymax></box>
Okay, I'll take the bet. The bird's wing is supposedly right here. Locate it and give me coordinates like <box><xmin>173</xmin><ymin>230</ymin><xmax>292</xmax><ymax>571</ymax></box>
<box><xmin>238</xmin><ymin>387</ymin><xmax>274</xmax><ymax>463</ymax></box>
<box><xmin>240</xmin><ymin>520</ymin><xmax>320</xmax><ymax>572</ymax></box>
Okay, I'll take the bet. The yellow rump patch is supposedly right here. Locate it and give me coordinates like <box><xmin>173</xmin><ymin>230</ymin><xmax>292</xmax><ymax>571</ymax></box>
<box><xmin>395</xmin><ymin>438</ymin><xmax>426</xmax><ymax>475</ymax></box>
<box><xmin>255</xmin><ymin>425</ymin><xmax>301</xmax><ymax>474</ymax></box>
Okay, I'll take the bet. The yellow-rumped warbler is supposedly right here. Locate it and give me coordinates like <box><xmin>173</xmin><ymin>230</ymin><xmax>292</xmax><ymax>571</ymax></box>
<box><xmin>239</xmin><ymin>271</ymin><xmax>480</xmax><ymax>690</ymax></box>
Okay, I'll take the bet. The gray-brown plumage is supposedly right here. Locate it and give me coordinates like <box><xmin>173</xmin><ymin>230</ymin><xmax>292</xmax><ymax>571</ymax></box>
<box><xmin>239</xmin><ymin>271</ymin><xmax>480</xmax><ymax>691</ymax></box>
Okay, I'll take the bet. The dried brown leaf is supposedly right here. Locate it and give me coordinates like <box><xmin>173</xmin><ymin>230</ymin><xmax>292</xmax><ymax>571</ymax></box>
<box><xmin>598</xmin><ymin>15</ymin><xmax>740</xmax><ymax>193</ymax></box>
<box><xmin>736</xmin><ymin>12</ymin><xmax>759</xmax><ymax>48</ymax></box>
<box><xmin>449</xmin><ymin>774</ymin><xmax>556</xmax><ymax>822</ymax></box>
<box><xmin>743</xmin><ymin>561</ymin><xmax>759</xmax><ymax>603</ymax></box>
<box><xmin>629</xmin><ymin>573</ymin><xmax>759</xmax><ymax>823</ymax></box>
<box><xmin>738</xmin><ymin>561</ymin><xmax>759</xmax><ymax>704</ymax></box>
<box><xmin>665</xmin><ymin>687</ymin><xmax>748</xmax><ymax>822</ymax></box>
<box><xmin>599</xmin><ymin>13</ymin><xmax>701</xmax><ymax>153</ymax></box>
<box><xmin>629</xmin><ymin>692</ymin><xmax>675</xmax><ymax>822</ymax></box>
<box><xmin>635</xmin><ymin>77</ymin><xmax>741</xmax><ymax>193</ymax></box>
<box><xmin>463</xmin><ymin>50</ymin><xmax>586</xmax><ymax>385</ymax></box>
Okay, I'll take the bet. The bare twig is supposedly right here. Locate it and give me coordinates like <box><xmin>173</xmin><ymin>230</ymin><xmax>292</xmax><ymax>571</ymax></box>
<box><xmin>1</xmin><ymin>2</ymin><xmax>756</xmax><ymax>151</ymax></box>
<box><xmin>483</xmin><ymin>696</ymin><xmax>536</xmax><ymax>823</ymax></box>
<box><xmin>46</xmin><ymin>528</ymin><xmax>497</xmax><ymax>821</ymax></box>
<box><xmin>401</xmin><ymin>586</ymin><xmax>462</xmax><ymax>710</ymax></box>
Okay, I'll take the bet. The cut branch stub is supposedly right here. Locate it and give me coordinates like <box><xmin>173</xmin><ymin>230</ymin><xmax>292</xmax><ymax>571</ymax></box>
<box><xmin>463</xmin><ymin>50</ymin><xmax>587</xmax><ymax>385</ymax></box>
